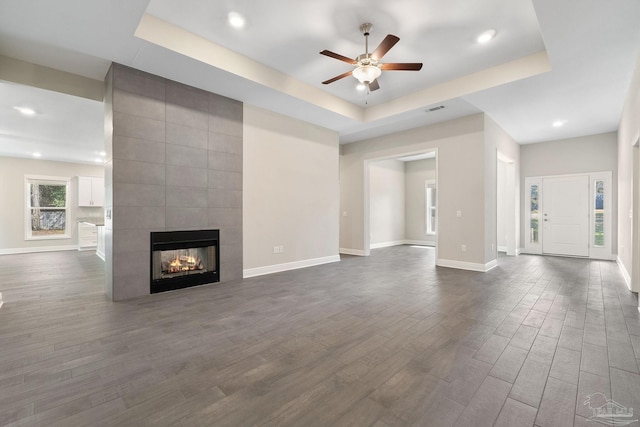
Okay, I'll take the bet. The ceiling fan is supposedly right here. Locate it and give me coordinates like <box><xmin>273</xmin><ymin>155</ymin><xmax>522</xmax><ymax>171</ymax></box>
<box><xmin>320</xmin><ymin>23</ymin><xmax>423</xmax><ymax>93</ymax></box>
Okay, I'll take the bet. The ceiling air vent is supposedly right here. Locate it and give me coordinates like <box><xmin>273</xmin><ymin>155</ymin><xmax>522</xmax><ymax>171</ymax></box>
<box><xmin>426</xmin><ymin>105</ymin><xmax>445</xmax><ymax>112</ymax></box>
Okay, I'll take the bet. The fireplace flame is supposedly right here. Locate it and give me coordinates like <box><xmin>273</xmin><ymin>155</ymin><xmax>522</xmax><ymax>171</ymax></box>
<box><xmin>166</xmin><ymin>253</ymin><xmax>202</xmax><ymax>273</ymax></box>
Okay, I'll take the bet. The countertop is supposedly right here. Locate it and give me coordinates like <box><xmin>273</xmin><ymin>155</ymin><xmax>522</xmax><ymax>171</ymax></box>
<box><xmin>77</xmin><ymin>217</ymin><xmax>105</xmax><ymax>226</ymax></box>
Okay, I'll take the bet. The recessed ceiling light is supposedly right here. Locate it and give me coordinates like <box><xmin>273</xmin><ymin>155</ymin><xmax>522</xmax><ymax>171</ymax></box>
<box><xmin>476</xmin><ymin>29</ymin><xmax>497</xmax><ymax>44</ymax></box>
<box><xmin>227</xmin><ymin>12</ymin><xmax>246</xmax><ymax>29</ymax></box>
<box><xmin>94</xmin><ymin>158</ymin><xmax>104</xmax><ymax>163</ymax></box>
<box><xmin>552</xmin><ymin>120</ymin><xmax>567</xmax><ymax>127</ymax></box>
<box><xmin>356</xmin><ymin>84</ymin><xmax>366</xmax><ymax>91</ymax></box>
<box><xmin>32</xmin><ymin>152</ymin><xmax>42</xmax><ymax>158</ymax></box>
<box><xmin>99</xmin><ymin>151</ymin><xmax>106</xmax><ymax>156</ymax></box>
<box><xmin>14</xmin><ymin>106</ymin><xmax>36</xmax><ymax>116</ymax></box>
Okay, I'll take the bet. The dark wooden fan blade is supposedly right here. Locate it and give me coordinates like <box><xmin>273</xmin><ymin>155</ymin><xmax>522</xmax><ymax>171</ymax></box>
<box><xmin>371</xmin><ymin>35</ymin><xmax>400</xmax><ymax>60</ymax></box>
<box><xmin>322</xmin><ymin>70</ymin><xmax>354</xmax><ymax>85</ymax></box>
<box><xmin>381</xmin><ymin>63</ymin><xmax>423</xmax><ymax>71</ymax></box>
<box><xmin>368</xmin><ymin>80</ymin><xmax>380</xmax><ymax>91</ymax></box>
<box><xmin>319</xmin><ymin>50</ymin><xmax>356</xmax><ymax>64</ymax></box>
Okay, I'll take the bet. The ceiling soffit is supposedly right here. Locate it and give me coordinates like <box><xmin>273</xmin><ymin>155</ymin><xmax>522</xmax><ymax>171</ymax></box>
<box><xmin>135</xmin><ymin>13</ymin><xmax>550</xmax><ymax>129</ymax></box>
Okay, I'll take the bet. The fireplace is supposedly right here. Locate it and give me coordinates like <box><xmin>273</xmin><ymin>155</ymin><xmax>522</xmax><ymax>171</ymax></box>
<box><xmin>150</xmin><ymin>230</ymin><xmax>219</xmax><ymax>293</ymax></box>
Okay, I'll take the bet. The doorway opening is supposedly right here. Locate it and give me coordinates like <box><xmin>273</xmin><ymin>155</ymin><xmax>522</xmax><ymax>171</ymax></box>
<box><xmin>364</xmin><ymin>150</ymin><xmax>438</xmax><ymax>259</ymax></box>
<box><xmin>631</xmin><ymin>140</ymin><xmax>640</xmax><ymax>292</ymax></box>
<box><xmin>497</xmin><ymin>153</ymin><xmax>518</xmax><ymax>256</ymax></box>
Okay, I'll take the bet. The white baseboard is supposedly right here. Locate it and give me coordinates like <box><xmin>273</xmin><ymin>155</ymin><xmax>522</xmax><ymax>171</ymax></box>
<box><xmin>519</xmin><ymin>248</ymin><xmax>541</xmax><ymax>255</ymax></box>
<box><xmin>516</xmin><ymin>248</ymin><xmax>523</xmax><ymax>255</ymax></box>
<box><xmin>437</xmin><ymin>258</ymin><xmax>498</xmax><ymax>272</ymax></box>
<box><xmin>243</xmin><ymin>254</ymin><xmax>341</xmax><ymax>278</ymax></box>
<box><xmin>404</xmin><ymin>240</ymin><xmax>435</xmax><ymax>247</ymax></box>
<box><xmin>0</xmin><ymin>245</ymin><xmax>79</xmax><ymax>255</ymax></box>
<box><xmin>370</xmin><ymin>240</ymin><xmax>436</xmax><ymax>249</ymax></box>
<box><xmin>370</xmin><ymin>240</ymin><xmax>405</xmax><ymax>249</ymax></box>
<box><xmin>617</xmin><ymin>256</ymin><xmax>632</xmax><ymax>291</ymax></box>
<box><xmin>497</xmin><ymin>246</ymin><xmax>508</xmax><ymax>253</ymax></box>
<box><xmin>339</xmin><ymin>248</ymin><xmax>366</xmax><ymax>256</ymax></box>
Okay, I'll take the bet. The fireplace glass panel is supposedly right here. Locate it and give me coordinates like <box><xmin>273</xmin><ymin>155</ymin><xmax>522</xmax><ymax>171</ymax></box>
<box><xmin>152</xmin><ymin>246</ymin><xmax>216</xmax><ymax>281</ymax></box>
<box><xmin>150</xmin><ymin>229</ymin><xmax>219</xmax><ymax>294</ymax></box>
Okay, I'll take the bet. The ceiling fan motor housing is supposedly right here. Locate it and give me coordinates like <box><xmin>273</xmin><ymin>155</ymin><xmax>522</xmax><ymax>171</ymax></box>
<box><xmin>356</xmin><ymin>54</ymin><xmax>377</xmax><ymax>66</ymax></box>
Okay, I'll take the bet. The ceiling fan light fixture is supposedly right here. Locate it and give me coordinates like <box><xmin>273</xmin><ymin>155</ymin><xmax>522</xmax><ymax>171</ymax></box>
<box><xmin>352</xmin><ymin>65</ymin><xmax>382</xmax><ymax>84</ymax></box>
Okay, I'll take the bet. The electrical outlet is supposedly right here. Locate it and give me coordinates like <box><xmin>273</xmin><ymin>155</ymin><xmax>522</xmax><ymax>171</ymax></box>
<box><xmin>279</xmin><ymin>245</ymin><xmax>284</xmax><ymax>253</ymax></box>
<box><xmin>461</xmin><ymin>244</ymin><xmax>467</xmax><ymax>252</ymax></box>
<box><xmin>273</xmin><ymin>246</ymin><xmax>279</xmax><ymax>254</ymax></box>
<box><xmin>456</xmin><ymin>210</ymin><xmax>462</xmax><ymax>218</ymax></box>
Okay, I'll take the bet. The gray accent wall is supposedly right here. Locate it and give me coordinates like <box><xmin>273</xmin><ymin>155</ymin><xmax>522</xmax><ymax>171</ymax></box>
<box><xmin>104</xmin><ymin>63</ymin><xmax>242</xmax><ymax>301</ymax></box>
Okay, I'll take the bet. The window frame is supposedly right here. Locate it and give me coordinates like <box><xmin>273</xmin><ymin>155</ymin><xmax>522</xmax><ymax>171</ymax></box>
<box><xmin>24</xmin><ymin>174</ymin><xmax>71</xmax><ymax>241</ymax></box>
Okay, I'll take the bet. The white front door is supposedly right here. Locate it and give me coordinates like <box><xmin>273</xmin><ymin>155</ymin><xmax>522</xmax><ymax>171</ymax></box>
<box><xmin>542</xmin><ymin>175</ymin><xmax>589</xmax><ymax>256</ymax></box>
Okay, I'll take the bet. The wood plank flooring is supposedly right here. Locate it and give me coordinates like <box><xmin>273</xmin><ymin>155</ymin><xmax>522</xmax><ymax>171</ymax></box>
<box><xmin>0</xmin><ymin>247</ymin><xmax>639</xmax><ymax>426</ymax></box>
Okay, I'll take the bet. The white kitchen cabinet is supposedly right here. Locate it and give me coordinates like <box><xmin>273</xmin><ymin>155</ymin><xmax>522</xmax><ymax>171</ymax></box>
<box><xmin>78</xmin><ymin>176</ymin><xmax>104</xmax><ymax>207</ymax></box>
<box><xmin>78</xmin><ymin>222</ymin><xmax>97</xmax><ymax>250</ymax></box>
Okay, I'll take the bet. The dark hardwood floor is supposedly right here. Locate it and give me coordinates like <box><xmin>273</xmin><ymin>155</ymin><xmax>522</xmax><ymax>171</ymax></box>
<box><xmin>0</xmin><ymin>247</ymin><xmax>638</xmax><ymax>426</ymax></box>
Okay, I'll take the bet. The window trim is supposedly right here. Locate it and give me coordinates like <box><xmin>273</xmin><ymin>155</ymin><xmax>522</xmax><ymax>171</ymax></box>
<box><xmin>425</xmin><ymin>180</ymin><xmax>436</xmax><ymax>236</ymax></box>
<box><xmin>589</xmin><ymin>171</ymin><xmax>612</xmax><ymax>259</ymax></box>
<box><xmin>24</xmin><ymin>174</ymin><xmax>71</xmax><ymax>241</ymax></box>
<box><xmin>524</xmin><ymin>177</ymin><xmax>542</xmax><ymax>254</ymax></box>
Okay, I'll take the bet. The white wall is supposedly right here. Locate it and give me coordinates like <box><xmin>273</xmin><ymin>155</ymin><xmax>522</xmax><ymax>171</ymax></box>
<box><xmin>340</xmin><ymin>114</ymin><xmax>494</xmax><ymax>270</ymax></box>
<box><xmin>0</xmin><ymin>156</ymin><xmax>104</xmax><ymax>253</ymax></box>
<box><xmin>405</xmin><ymin>158</ymin><xmax>436</xmax><ymax>244</ymax></box>
<box><xmin>484</xmin><ymin>115</ymin><xmax>521</xmax><ymax>261</ymax></box>
<box><xmin>485</xmin><ymin>115</ymin><xmax>521</xmax><ymax>255</ymax></box>
<box><xmin>617</xmin><ymin>53</ymin><xmax>640</xmax><ymax>290</ymax></box>
<box><xmin>520</xmin><ymin>132</ymin><xmax>618</xmax><ymax>251</ymax></box>
<box><xmin>243</xmin><ymin>104</ymin><xmax>340</xmax><ymax>276</ymax></box>
<box><xmin>369</xmin><ymin>159</ymin><xmax>405</xmax><ymax>246</ymax></box>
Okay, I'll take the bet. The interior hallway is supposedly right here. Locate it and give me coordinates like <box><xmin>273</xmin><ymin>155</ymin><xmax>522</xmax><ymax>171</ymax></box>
<box><xmin>0</xmin><ymin>247</ymin><xmax>638</xmax><ymax>426</ymax></box>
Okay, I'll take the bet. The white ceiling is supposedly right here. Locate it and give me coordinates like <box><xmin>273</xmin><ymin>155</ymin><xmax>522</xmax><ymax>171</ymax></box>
<box><xmin>0</xmin><ymin>82</ymin><xmax>105</xmax><ymax>164</ymax></box>
<box><xmin>0</xmin><ymin>0</ymin><xmax>638</xmax><ymax>164</ymax></box>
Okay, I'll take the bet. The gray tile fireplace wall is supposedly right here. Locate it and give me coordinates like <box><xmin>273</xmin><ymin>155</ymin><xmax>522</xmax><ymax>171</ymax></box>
<box><xmin>104</xmin><ymin>63</ymin><xmax>243</xmax><ymax>301</ymax></box>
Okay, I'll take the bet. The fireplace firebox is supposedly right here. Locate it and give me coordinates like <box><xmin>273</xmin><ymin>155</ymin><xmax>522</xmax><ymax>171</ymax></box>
<box><xmin>150</xmin><ymin>230</ymin><xmax>219</xmax><ymax>293</ymax></box>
